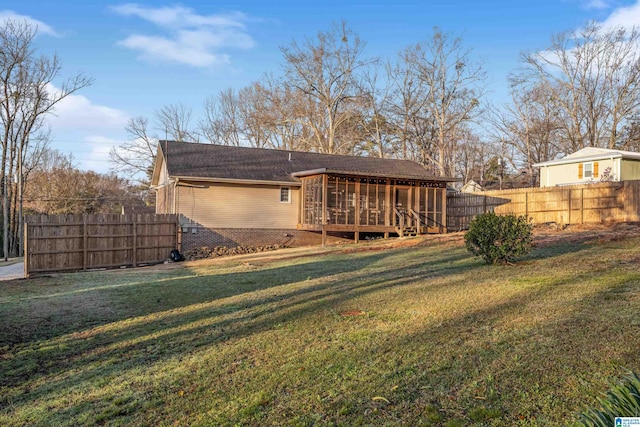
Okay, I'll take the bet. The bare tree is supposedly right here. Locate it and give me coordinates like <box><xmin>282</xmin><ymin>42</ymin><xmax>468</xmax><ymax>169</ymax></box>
<box><xmin>280</xmin><ymin>21</ymin><xmax>370</xmax><ymax>154</ymax></box>
<box><xmin>258</xmin><ymin>77</ymin><xmax>314</xmax><ymax>151</ymax></box>
<box><xmin>110</xmin><ymin>103</ymin><xmax>199</xmax><ymax>185</ymax></box>
<box><xmin>386</xmin><ymin>48</ymin><xmax>434</xmax><ymax>163</ymax></box>
<box><xmin>413</xmin><ymin>28</ymin><xmax>486</xmax><ymax>177</ymax></box>
<box><xmin>385</xmin><ymin>29</ymin><xmax>485</xmax><ymax>176</ymax></box>
<box><xmin>453</xmin><ymin>127</ymin><xmax>494</xmax><ymax>185</ymax></box>
<box><xmin>521</xmin><ymin>23</ymin><xmax>640</xmax><ymax>151</ymax></box>
<box><xmin>26</xmin><ymin>149</ymin><xmax>139</xmax><ymax>215</ymax></box>
<box><xmin>486</xmin><ymin>79</ymin><xmax>564</xmax><ymax>186</ymax></box>
<box><xmin>154</xmin><ymin>103</ymin><xmax>198</xmax><ymax>142</ymax></box>
<box><xmin>0</xmin><ymin>19</ymin><xmax>92</xmax><ymax>256</ymax></box>
<box><xmin>354</xmin><ymin>61</ymin><xmax>396</xmax><ymax>158</ymax></box>
<box><xmin>237</xmin><ymin>82</ymin><xmax>275</xmax><ymax>148</ymax></box>
<box><xmin>109</xmin><ymin>116</ymin><xmax>157</xmax><ymax>182</ymax></box>
<box><xmin>201</xmin><ymin>89</ymin><xmax>243</xmax><ymax>146</ymax></box>
<box><xmin>619</xmin><ymin>114</ymin><xmax>640</xmax><ymax>151</ymax></box>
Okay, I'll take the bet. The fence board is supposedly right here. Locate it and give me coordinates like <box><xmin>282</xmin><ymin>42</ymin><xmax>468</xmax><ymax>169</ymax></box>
<box><xmin>447</xmin><ymin>180</ymin><xmax>640</xmax><ymax>231</ymax></box>
<box><xmin>486</xmin><ymin>180</ymin><xmax>640</xmax><ymax>225</ymax></box>
<box><xmin>446</xmin><ymin>193</ymin><xmax>511</xmax><ymax>231</ymax></box>
<box><xmin>25</xmin><ymin>214</ymin><xmax>178</xmax><ymax>277</ymax></box>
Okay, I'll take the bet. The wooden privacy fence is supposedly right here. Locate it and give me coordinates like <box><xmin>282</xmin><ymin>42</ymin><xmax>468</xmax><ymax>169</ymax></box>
<box><xmin>481</xmin><ymin>180</ymin><xmax>640</xmax><ymax>225</ymax></box>
<box><xmin>25</xmin><ymin>213</ymin><xmax>178</xmax><ymax>277</ymax></box>
<box><xmin>446</xmin><ymin>193</ymin><xmax>511</xmax><ymax>231</ymax></box>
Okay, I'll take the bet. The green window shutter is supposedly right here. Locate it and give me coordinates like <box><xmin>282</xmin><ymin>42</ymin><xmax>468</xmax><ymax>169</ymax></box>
<box><xmin>578</xmin><ymin>163</ymin><xmax>583</xmax><ymax>179</ymax></box>
<box><xmin>593</xmin><ymin>161</ymin><xmax>599</xmax><ymax>177</ymax></box>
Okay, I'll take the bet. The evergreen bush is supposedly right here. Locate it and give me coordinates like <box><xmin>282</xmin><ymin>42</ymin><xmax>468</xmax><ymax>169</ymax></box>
<box><xmin>464</xmin><ymin>212</ymin><xmax>533</xmax><ymax>264</ymax></box>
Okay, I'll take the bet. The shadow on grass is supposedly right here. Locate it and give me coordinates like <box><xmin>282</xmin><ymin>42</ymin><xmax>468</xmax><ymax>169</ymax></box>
<box><xmin>7</xmin><ymin>238</ymin><xmax>633</xmax><ymax>425</ymax></box>
<box><xmin>361</xmin><ymin>264</ymin><xmax>640</xmax><ymax>425</ymax></box>
<box><xmin>0</xmin><ymin>245</ymin><xmax>481</xmax><ymax>418</ymax></box>
<box><xmin>0</xmin><ymin>244</ymin><xmax>477</xmax><ymax>346</ymax></box>
<box><xmin>526</xmin><ymin>240</ymin><xmax>593</xmax><ymax>261</ymax></box>
<box><xmin>0</xmin><ymin>248</ymin><xmax>402</xmax><ymax>345</ymax></box>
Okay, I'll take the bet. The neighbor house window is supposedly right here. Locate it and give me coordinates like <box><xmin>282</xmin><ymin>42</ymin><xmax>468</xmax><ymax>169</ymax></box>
<box><xmin>583</xmin><ymin>162</ymin><xmax>593</xmax><ymax>179</ymax></box>
<box><xmin>280</xmin><ymin>187</ymin><xmax>291</xmax><ymax>203</ymax></box>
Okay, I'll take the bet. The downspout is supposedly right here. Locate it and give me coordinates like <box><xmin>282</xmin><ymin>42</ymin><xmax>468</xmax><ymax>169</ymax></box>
<box><xmin>174</xmin><ymin>177</ymin><xmax>179</xmax><ymax>216</ymax></box>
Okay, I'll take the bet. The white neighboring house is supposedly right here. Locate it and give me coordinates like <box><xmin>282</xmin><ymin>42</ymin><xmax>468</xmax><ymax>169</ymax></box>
<box><xmin>533</xmin><ymin>147</ymin><xmax>640</xmax><ymax>187</ymax></box>
<box><xmin>460</xmin><ymin>179</ymin><xmax>484</xmax><ymax>193</ymax></box>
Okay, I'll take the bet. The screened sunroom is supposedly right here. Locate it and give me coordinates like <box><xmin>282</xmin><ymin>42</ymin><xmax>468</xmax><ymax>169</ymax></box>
<box><xmin>294</xmin><ymin>171</ymin><xmax>450</xmax><ymax>243</ymax></box>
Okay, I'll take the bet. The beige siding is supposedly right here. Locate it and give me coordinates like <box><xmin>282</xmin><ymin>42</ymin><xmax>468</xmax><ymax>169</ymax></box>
<box><xmin>155</xmin><ymin>186</ymin><xmax>166</xmax><ymax>214</ymax></box>
<box><xmin>540</xmin><ymin>158</ymin><xmax>616</xmax><ymax>187</ymax></box>
<box><xmin>620</xmin><ymin>159</ymin><xmax>640</xmax><ymax>181</ymax></box>
<box><xmin>153</xmin><ymin>157</ymin><xmax>176</xmax><ymax>214</ymax></box>
<box><xmin>177</xmin><ymin>182</ymin><xmax>299</xmax><ymax>229</ymax></box>
<box><xmin>158</xmin><ymin>162</ymin><xmax>169</xmax><ymax>185</ymax></box>
<box><xmin>155</xmin><ymin>184</ymin><xmax>175</xmax><ymax>214</ymax></box>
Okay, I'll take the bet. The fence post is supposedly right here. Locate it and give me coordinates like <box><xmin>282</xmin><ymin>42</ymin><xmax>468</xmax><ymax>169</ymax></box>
<box><xmin>176</xmin><ymin>214</ymin><xmax>181</xmax><ymax>252</ymax></box>
<box><xmin>83</xmin><ymin>216</ymin><xmax>88</xmax><ymax>271</ymax></box>
<box><xmin>441</xmin><ymin>188</ymin><xmax>447</xmax><ymax>233</ymax></box>
<box><xmin>581</xmin><ymin>188</ymin><xmax>584</xmax><ymax>224</ymax></box>
<box><xmin>568</xmin><ymin>189</ymin><xmax>572</xmax><ymax>225</ymax></box>
<box><xmin>23</xmin><ymin>221</ymin><xmax>29</xmax><ymax>278</ymax></box>
<box><xmin>525</xmin><ymin>192</ymin><xmax>529</xmax><ymax>218</ymax></box>
<box><xmin>132</xmin><ymin>215</ymin><xmax>137</xmax><ymax>267</ymax></box>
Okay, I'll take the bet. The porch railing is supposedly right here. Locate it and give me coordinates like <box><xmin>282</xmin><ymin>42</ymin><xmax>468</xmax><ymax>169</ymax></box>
<box><xmin>409</xmin><ymin>209</ymin><xmax>446</xmax><ymax>233</ymax></box>
<box><xmin>394</xmin><ymin>208</ymin><xmax>412</xmax><ymax>229</ymax></box>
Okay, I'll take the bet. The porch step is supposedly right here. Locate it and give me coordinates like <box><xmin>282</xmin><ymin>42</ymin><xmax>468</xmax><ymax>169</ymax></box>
<box><xmin>396</xmin><ymin>226</ymin><xmax>418</xmax><ymax>237</ymax></box>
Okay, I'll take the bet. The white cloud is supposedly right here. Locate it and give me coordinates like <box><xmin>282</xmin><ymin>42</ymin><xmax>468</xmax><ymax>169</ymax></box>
<box><xmin>112</xmin><ymin>4</ymin><xmax>248</xmax><ymax>29</ymax></box>
<box><xmin>112</xmin><ymin>3</ymin><xmax>255</xmax><ymax>68</ymax></box>
<box><xmin>584</xmin><ymin>0</ymin><xmax>610</xmax><ymax>10</ymax></box>
<box><xmin>79</xmin><ymin>136</ymin><xmax>122</xmax><ymax>173</ymax></box>
<box><xmin>0</xmin><ymin>10</ymin><xmax>59</xmax><ymax>36</ymax></box>
<box><xmin>42</xmin><ymin>88</ymin><xmax>130</xmax><ymax>173</ymax></box>
<box><xmin>46</xmin><ymin>89</ymin><xmax>129</xmax><ymax>134</ymax></box>
<box><xmin>599</xmin><ymin>1</ymin><xmax>640</xmax><ymax>30</ymax></box>
<box><xmin>117</xmin><ymin>33</ymin><xmax>232</xmax><ymax>67</ymax></box>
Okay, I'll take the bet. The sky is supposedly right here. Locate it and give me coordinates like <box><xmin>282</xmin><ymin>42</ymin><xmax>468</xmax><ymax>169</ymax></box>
<box><xmin>2</xmin><ymin>0</ymin><xmax>640</xmax><ymax>175</ymax></box>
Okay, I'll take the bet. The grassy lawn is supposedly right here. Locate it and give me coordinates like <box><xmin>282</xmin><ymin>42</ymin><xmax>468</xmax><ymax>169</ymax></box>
<box><xmin>1</xmin><ymin>231</ymin><xmax>639</xmax><ymax>426</ymax></box>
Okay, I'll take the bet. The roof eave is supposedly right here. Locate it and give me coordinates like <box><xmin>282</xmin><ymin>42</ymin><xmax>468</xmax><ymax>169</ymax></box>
<box><xmin>171</xmin><ymin>175</ymin><xmax>302</xmax><ymax>187</ymax></box>
<box><xmin>292</xmin><ymin>168</ymin><xmax>456</xmax><ymax>182</ymax></box>
<box><xmin>533</xmin><ymin>153</ymin><xmax>629</xmax><ymax>168</ymax></box>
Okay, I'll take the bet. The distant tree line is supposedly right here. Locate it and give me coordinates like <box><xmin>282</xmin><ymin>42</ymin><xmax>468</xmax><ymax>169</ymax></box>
<box><xmin>4</xmin><ymin>17</ymin><xmax>640</xmax><ymax>256</ymax></box>
<box><xmin>111</xmin><ymin>20</ymin><xmax>640</xmax><ymax>191</ymax></box>
<box><xmin>24</xmin><ymin>149</ymin><xmax>145</xmax><ymax>215</ymax></box>
<box><xmin>0</xmin><ymin>19</ymin><xmax>138</xmax><ymax>257</ymax></box>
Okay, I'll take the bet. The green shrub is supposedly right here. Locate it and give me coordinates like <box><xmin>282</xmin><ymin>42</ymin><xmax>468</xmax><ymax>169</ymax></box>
<box><xmin>576</xmin><ymin>370</ymin><xmax>640</xmax><ymax>426</ymax></box>
<box><xmin>464</xmin><ymin>212</ymin><xmax>533</xmax><ymax>264</ymax></box>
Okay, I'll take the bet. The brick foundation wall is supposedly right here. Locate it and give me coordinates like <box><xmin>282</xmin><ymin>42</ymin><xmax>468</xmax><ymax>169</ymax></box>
<box><xmin>179</xmin><ymin>227</ymin><xmax>352</xmax><ymax>251</ymax></box>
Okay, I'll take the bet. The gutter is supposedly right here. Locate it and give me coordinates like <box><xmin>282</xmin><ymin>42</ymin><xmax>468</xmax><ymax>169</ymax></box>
<box><xmin>534</xmin><ymin>153</ymin><xmax>627</xmax><ymax>168</ymax></box>
<box><xmin>292</xmin><ymin>168</ymin><xmax>456</xmax><ymax>182</ymax></box>
<box><xmin>149</xmin><ymin>178</ymin><xmax>175</xmax><ymax>190</ymax></box>
<box><xmin>291</xmin><ymin>168</ymin><xmax>328</xmax><ymax>178</ymax></box>
<box><xmin>172</xmin><ymin>175</ymin><xmax>302</xmax><ymax>187</ymax></box>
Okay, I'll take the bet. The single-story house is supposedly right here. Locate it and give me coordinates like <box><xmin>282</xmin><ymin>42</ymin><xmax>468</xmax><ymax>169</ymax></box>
<box><xmin>533</xmin><ymin>147</ymin><xmax>640</xmax><ymax>187</ymax></box>
<box><xmin>151</xmin><ymin>141</ymin><xmax>456</xmax><ymax>250</ymax></box>
<box><xmin>460</xmin><ymin>179</ymin><xmax>484</xmax><ymax>193</ymax></box>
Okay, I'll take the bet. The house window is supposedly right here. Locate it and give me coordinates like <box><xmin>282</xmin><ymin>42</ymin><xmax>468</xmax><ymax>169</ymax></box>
<box><xmin>583</xmin><ymin>162</ymin><xmax>593</xmax><ymax>179</ymax></box>
<box><xmin>280</xmin><ymin>187</ymin><xmax>291</xmax><ymax>203</ymax></box>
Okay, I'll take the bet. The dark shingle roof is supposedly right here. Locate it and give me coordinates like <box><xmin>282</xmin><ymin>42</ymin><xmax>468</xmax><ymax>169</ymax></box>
<box><xmin>160</xmin><ymin>141</ymin><xmax>454</xmax><ymax>183</ymax></box>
